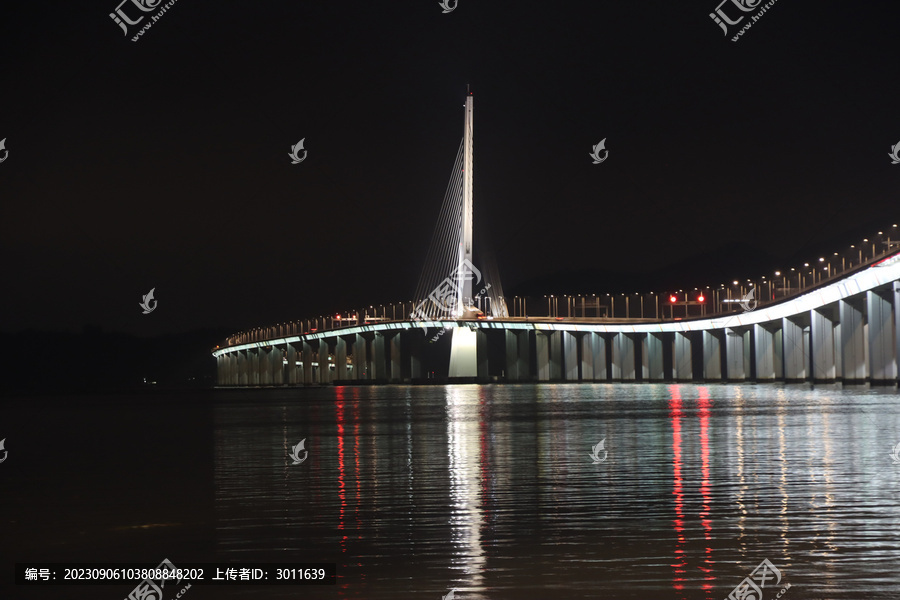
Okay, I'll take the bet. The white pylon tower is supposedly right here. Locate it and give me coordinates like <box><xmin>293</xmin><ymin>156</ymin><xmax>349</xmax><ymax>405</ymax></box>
<box><xmin>458</xmin><ymin>85</ymin><xmax>475</xmax><ymax>313</ymax></box>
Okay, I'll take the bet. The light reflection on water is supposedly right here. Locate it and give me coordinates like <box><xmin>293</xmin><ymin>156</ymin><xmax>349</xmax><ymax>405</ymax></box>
<box><xmin>212</xmin><ymin>384</ymin><xmax>900</xmax><ymax>599</ymax></box>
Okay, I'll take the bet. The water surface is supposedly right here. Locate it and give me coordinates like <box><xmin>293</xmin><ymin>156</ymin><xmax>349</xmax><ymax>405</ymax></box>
<box><xmin>5</xmin><ymin>383</ymin><xmax>900</xmax><ymax>599</ymax></box>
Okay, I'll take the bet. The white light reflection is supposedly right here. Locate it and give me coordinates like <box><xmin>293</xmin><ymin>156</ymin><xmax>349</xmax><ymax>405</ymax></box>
<box><xmin>446</xmin><ymin>386</ymin><xmax>486</xmax><ymax>591</ymax></box>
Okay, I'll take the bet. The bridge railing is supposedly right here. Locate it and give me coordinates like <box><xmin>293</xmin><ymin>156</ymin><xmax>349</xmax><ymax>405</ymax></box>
<box><xmin>217</xmin><ymin>225</ymin><xmax>899</xmax><ymax>349</ymax></box>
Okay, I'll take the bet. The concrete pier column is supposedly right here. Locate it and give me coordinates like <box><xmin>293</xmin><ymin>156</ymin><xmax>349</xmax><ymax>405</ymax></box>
<box><xmin>302</xmin><ymin>341</ymin><xmax>314</xmax><ymax>385</ymax></box>
<box><xmin>238</xmin><ymin>350</ymin><xmax>248</xmax><ymax>386</ymax></box>
<box><xmin>258</xmin><ymin>347</ymin><xmax>270</xmax><ymax>385</ymax></box>
<box><xmin>250</xmin><ymin>348</ymin><xmax>260</xmax><ymax>385</ymax></box>
<box><xmin>220</xmin><ymin>353</ymin><xmax>228</xmax><ymax>385</ymax></box>
<box><xmin>505</xmin><ymin>330</ymin><xmax>520</xmax><ymax>381</ymax></box>
<box><xmin>389</xmin><ymin>332</ymin><xmax>402</xmax><ymax>382</ymax></box>
<box><xmin>287</xmin><ymin>343</ymin><xmax>298</xmax><ymax>384</ymax></box>
<box><xmin>594</xmin><ymin>333</ymin><xmax>608</xmax><ymax>381</ymax></box>
<box><xmin>754</xmin><ymin>324</ymin><xmax>776</xmax><ymax>381</ymax></box>
<box><xmin>536</xmin><ymin>331</ymin><xmax>551</xmax><ymax>381</ymax></box>
<box><xmin>477</xmin><ymin>329</ymin><xmax>489</xmax><ymax>382</ymax></box>
<box><xmin>673</xmin><ymin>332</ymin><xmax>692</xmax><ymax>382</ymax></box>
<box><xmin>562</xmin><ymin>331</ymin><xmax>578</xmax><ymax>380</ymax></box>
<box><xmin>372</xmin><ymin>332</ymin><xmax>386</xmax><ymax>380</ymax></box>
<box><xmin>406</xmin><ymin>329</ymin><xmax>424</xmax><ymax>380</ymax></box>
<box><xmin>580</xmin><ymin>332</ymin><xmax>595</xmax><ymax>381</ymax></box>
<box><xmin>811</xmin><ymin>308</ymin><xmax>837</xmax><ymax>381</ymax></box>
<box><xmin>645</xmin><ymin>333</ymin><xmax>664</xmax><ymax>382</ymax></box>
<box><xmin>549</xmin><ymin>331</ymin><xmax>563</xmax><ymax>380</ymax></box>
<box><xmin>782</xmin><ymin>317</ymin><xmax>806</xmax><ymax>381</ymax></box>
<box><xmin>335</xmin><ymin>337</ymin><xmax>348</xmax><ymax>381</ymax></box>
<box><xmin>614</xmin><ymin>333</ymin><xmax>636</xmax><ymax>381</ymax></box>
<box><xmin>353</xmin><ymin>334</ymin><xmax>368</xmax><ymax>380</ymax></box>
<box><xmin>867</xmin><ymin>289</ymin><xmax>896</xmax><ymax>383</ymax></box>
<box><xmin>449</xmin><ymin>327</ymin><xmax>478</xmax><ymax>378</ymax></box>
<box><xmin>702</xmin><ymin>330</ymin><xmax>722</xmax><ymax>381</ymax></box>
<box><xmin>518</xmin><ymin>330</ymin><xmax>532</xmax><ymax>380</ymax></box>
<box><xmin>216</xmin><ymin>355</ymin><xmax>224</xmax><ymax>385</ymax></box>
<box><xmin>316</xmin><ymin>340</ymin><xmax>329</xmax><ymax>384</ymax></box>
<box><xmin>272</xmin><ymin>346</ymin><xmax>284</xmax><ymax>385</ymax></box>
<box><xmin>724</xmin><ymin>328</ymin><xmax>748</xmax><ymax>381</ymax></box>
<box><xmin>840</xmin><ymin>298</ymin><xmax>866</xmax><ymax>383</ymax></box>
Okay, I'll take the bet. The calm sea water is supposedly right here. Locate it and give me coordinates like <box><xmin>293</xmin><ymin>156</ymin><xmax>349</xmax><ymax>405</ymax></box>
<box><xmin>4</xmin><ymin>383</ymin><xmax>900</xmax><ymax>599</ymax></box>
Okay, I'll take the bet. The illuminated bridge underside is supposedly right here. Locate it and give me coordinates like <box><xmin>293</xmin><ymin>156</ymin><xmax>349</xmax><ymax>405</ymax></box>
<box><xmin>214</xmin><ymin>257</ymin><xmax>900</xmax><ymax>385</ymax></box>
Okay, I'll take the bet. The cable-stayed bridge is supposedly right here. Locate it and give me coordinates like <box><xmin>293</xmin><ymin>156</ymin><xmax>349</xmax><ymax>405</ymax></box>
<box><xmin>213</xmin><ymin>92</ymin><xmax>900</xmax><ymax>386</ymax></box>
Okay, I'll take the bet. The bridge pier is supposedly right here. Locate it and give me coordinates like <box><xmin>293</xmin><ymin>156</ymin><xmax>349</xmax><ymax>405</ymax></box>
<box><xmin>318</xmin><ymin>340</ymin><xmax>331</xmax><ymax>384</ymax></box>
<box><xmin>673</xmin><ymin>332</ymin><xmax>692</xmax><ymax>381</ymax></box>
<box><xmin>811</xmin><ymin>308</ymin><xmax>837</xmax><ymax>382</ymax></box>
<box><xmin>612</xmin><ymin>333</ymin><xmax>636</xmax><ymax>381</ymax></box>
<box><xmin>724</xmin><ymin>327</ymin><xmax>749</xmax><ymax>381</ymax></box>
<box><xmin>502</xmin><ymin>329</ymin><xmax>531</xmax><ymax>381</ymax></box>
<box><xmin>335</xmin><ymin>336</ymin><xmax>348</xmax><ymax>381</ymax></box>
<box><xmin>782</xmin><ymin>317</ymin><xmax>806</xmax><ymax>381</ymax></box>
<box><xmin>287</xmin><ymin>343</ymin><xmax>299</xmax><ymax>384</ymax></box>
<box><xmin>535</xmin><ymin>331</ymin><xmax>550</xmax><ymax>381</ymax></box>
<box><xmin>702</xmin><ymin>330</ymin><xmax>722</xmax><ymax>381</ymax></box>
<box><xmin>302</xmin><ymin>341</ymin><xmax>314</xmax><ymax>384</ymax></box>
<box><xmin>273</xmin><ymin>346</ymin><xmax>284</xmax><ymax>385</ymax></box>
<box><xmin>449</xmin><ymin>327</ymin><xmax>478</xmax><ymax>379</ymax></box>
<box><xmin>562</xmin><ymin>332</ymin><xmax>578</xmax><ymax>381</ymax></box>
<box><xmin>840</xmin><ymin>298</ymin><xmax>866</xmax><ymax>383</ymax></box>
<box><xmin>644</xmin><ymin>333</ymin><xmax>664</xmax><ymax>382</ymax></box>
<box><xmin>353</xmin><ymin>334</ymin><xmax>368</xmax><ymax>381</ymax></box>
<box><xmin>372</xmin><ymin>332</ymin><xmax>386</xmax><ymax>381</ymax></box>
<box><xmin>405</xmin><ymin>329</ymin><xmax>424</xmax><ymax>380</ymax></box>
<box><xmin>754</xmin><ymin>323</ymin><xmax>778</xmax><ymax>381</ymax></box>
<box><xmin>579</xmin><ymin>332</ymin><xmax>597</xmax><ymax>381</ymax></box>
<box><xmin>867</xmin><ymin>289</ymin><xmax>896</xmax><ymax>383</ymax></box>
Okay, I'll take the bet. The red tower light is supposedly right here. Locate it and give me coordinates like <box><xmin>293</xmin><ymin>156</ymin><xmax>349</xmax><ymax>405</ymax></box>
<box><xmin>697</xmin><ymin>294</ymin><xmax>705</xmax><ymax>302</ymax></box>
<box><xmin>669</xmin><ymin>295</ymin><xmax>678</xmax><ymax>303</ymax></box>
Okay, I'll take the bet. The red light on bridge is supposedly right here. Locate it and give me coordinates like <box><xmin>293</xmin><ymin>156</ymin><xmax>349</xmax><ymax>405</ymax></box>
<box><xmin>697</xmin><ymin>294</ymin><xmax>705</xmax><ymax>302</ymax></box>
<box><xmin>669</xmin><ymin>295</ymin><xmax>678</xmax><ymax>303</ymax></box>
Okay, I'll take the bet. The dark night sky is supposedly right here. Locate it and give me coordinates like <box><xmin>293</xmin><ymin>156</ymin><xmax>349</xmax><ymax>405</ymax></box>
<box><xmin>2</xmin><ymin>0</ymin><xmax>899</xmax><ymax>337</ymax></box>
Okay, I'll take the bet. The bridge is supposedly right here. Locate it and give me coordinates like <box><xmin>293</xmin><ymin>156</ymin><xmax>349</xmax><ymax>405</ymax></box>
<box><xmin>213</xmin><ymin>91</ymin><xmax>900</xmax><ymax>386</ymax></box>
